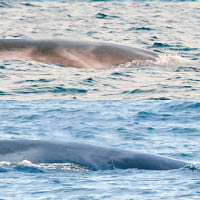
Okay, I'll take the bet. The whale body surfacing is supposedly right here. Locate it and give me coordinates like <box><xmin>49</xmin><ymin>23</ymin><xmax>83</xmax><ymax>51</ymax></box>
<box><xmin>0</xmin><ymin>140</ymin><xmax>187</xmax><ymax>170</ymax></box>
<box><xmin>0</xmin><ymin>39</ymin><xmax>157</xmax><ymax>69</ymax></box>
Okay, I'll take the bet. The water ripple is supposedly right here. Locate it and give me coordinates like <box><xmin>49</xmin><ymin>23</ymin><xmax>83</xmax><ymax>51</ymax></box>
<box><xmin>0</xmin><ymin>1</ymin><xmax>199</xmax><ymax>100</ymax></box>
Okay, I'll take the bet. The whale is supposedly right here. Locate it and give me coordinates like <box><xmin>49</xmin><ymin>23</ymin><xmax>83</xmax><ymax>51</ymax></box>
<box><xmin>0</xmin><ymin>39</ymin><xmax>157</xmax><ymax>69</ymax></box>
<box><xmin>0</xmin><ymin>140</ymin><xmax>187</xmax><ymax>170</ymax></box>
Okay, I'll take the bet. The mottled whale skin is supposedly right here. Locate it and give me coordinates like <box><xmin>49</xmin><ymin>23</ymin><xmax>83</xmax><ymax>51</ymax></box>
<box><xmin>0</xmin><ymin>140</ymin><xmax>187</xmax><ymax>170</ymax></box>
<box><xmin>0</xmin><ymin>39</ymin><xmax>157</xmax><ymax>69</ymax></box>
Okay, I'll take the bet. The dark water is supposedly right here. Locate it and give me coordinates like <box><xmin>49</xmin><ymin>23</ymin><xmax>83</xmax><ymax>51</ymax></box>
<box><xmin>0</xmin><ymin>0</ymin><xmax>200</xmax><ymax>100</ymax></box>
<box><xmin>0</xmin><ymin>100</ymin><xmax>200</xmax><ymax>199</ymax></box>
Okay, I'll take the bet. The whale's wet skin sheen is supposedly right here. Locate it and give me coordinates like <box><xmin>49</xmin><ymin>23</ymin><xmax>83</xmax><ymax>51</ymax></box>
<box><xmin>0</xmin><ymin>39</ymin><xmax>157</xmax><ymax>69</ymax></box>
<box><xmin>0</xmin><ymin>140</ymin><xmax>186</xmax><ymax>170</ymax></box>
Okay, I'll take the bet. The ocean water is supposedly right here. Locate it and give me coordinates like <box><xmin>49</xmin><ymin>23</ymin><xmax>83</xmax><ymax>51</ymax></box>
<box><xmin>0</xmin><ymin>1</ymin><xmax>200</xmax><ymax>199</ymax></box>
<box><xmin>0</xmin><ymin>100</ymin><xmax>200</xmax><ymax>199</ymax></box>
<box><xmin>0</xmin><ymin>0</ymin><xmax>200</xmax><ymax>100</ymax></box>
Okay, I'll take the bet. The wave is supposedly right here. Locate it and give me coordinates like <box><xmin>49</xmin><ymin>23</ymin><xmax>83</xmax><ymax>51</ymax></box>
<box><xmin>0</xmin><ymin>160</ymin><xmax>90</xmax><ymax>173</ymax></box>
<box><xmin>0</xmin><ymin>160</ymin><xmax>199</xmax><ymax>173</ymax></box>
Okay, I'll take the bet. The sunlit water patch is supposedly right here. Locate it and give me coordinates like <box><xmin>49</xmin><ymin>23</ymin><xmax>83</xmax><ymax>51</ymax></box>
<box><xmin>0</xmin><ymin>1</ymin><xmax>200</xmax><ymax>100</ymax></box>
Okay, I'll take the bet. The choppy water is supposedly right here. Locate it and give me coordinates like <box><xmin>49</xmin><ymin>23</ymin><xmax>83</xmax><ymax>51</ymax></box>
<box><xmin>0</xmin><ymin>0</ymin><xmax>200</xmax><ymax>100</ymax></box>
<box><xmin>0</xmin><ymin>100</ymin><xmax>200</xmax><ymax>199</ymax></box>
<box><xmin>0</xmin><ymin>1</ymin><xmax>200</xmax><ymax>199</ymax></box>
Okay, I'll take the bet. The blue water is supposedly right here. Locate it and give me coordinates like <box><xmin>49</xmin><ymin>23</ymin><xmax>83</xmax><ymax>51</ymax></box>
<box><xmin>0</xmin><ymin>0</ymin><xmax>200</xmax><ymax>99</ymax></box>
<box><xmin>0</xmin><ymin>0</ymin><xmax>200</xmax><ymax>199</ymax></box>
<box><xmin>0</xmin><ymin>100</ymin><xmax>200</xmax><ymax>199</ymax></box>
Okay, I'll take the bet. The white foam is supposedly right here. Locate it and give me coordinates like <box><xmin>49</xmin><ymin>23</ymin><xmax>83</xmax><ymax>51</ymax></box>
<box><xmin>154</xmin><ymin>54</ymin><xmax>194</xmax><ymax>66</ymax></box>
<box><xmin>0</xmin><ymin>161</ymin><xmax>11</xmax><ymax>166</ymax></box>
<box><xmin>116</xmin><ymin>54</ymin><xmax>194</xmax><ymax>69</ymax></box>
<box><xmin>16</xmin><ymin>160</ymin><xmax>90</xmax><ymax>172</ymax></box>
<box><xmin>0</xmin><ymin>160</ymin><xmax>90</xmax><ymax>171</ymax></box>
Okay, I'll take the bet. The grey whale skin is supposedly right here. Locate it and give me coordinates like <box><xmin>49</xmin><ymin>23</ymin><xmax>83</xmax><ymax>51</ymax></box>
<box><xmin>0</xmin><ymin>140</ymin><xmax>187</xmax><ymax>170</ymax></box>
<box><xmin>0</xmin><ymin>39</ymin><xmax>157</xmax><ymax>69</ymax></box>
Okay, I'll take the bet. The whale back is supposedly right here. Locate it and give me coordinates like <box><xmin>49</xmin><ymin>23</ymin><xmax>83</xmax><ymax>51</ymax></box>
<box><xmin>0</xmin><ymin>39</ymin><xmax>157</xmax><ymax>69</ymax></box>
<box><xmin>0</xmin><ymin>140</ymin><xmax>186</xmax><ymax>170</ymax></box>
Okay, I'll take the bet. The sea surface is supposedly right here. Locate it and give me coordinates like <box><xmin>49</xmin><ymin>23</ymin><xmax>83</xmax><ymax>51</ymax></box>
<box><xmin>0</xmin><ymin>100</ymin><xmax>200</xmax><ymax>199</ymax></box>
<box><xmin>0</xmin><ymin>1</ymin><xmax>200</xmax><ymax>200</ymax></box>
<box><xmin>0</xmin><ymin>0</ymin><xmax>200</xmax><ymax>100</ymax></box>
